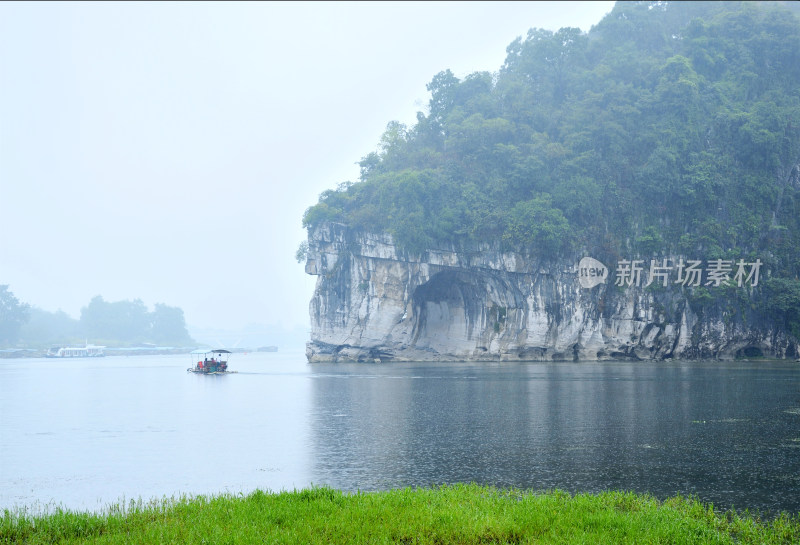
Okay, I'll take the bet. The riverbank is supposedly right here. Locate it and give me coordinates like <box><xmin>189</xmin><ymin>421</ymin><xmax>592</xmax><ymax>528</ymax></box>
<box><xmin>3</xmin><ymin>485</ymin><xmax>798</xmax><ymax>544</ymax></box>
<box><xmin>0</xmin><ymin>346</ymin><xmax>277</xmax><ymax>358</ymax></box>
<box><xmin>0</xmin><ymin>348</ymin><xmax>192</xmax><ymax>358</ymax></box>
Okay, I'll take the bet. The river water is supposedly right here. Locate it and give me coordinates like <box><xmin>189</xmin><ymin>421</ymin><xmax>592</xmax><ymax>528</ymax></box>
<box><xmin>1</xmin><ymin>351</ymin><xmax>798</xmax><ymax>515</ymax></box>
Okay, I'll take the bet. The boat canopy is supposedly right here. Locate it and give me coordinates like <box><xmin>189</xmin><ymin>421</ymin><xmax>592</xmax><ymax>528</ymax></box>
<box><xmin>191</xmin><ymin>348</ymin><xmax>232</xmax><ymax>355</ymax></box>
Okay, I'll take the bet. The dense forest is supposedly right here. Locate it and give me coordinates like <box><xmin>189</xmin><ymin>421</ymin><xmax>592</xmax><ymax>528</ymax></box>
<box><xmin>0</xmin><ymin>285</ymin><xmax>193</xmax><ymax>348</ymax></box>
<box><xmin>302</xmin><ymin>1</ymin><xmax>800</xmax><ymax>340</ymax></box>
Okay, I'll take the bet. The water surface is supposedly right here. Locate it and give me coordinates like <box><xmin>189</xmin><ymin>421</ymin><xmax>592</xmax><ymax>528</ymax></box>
<box><xmin>1</xmin><ymin>352</ymin><xmax>798</xmax><ymax>514</ymax></box>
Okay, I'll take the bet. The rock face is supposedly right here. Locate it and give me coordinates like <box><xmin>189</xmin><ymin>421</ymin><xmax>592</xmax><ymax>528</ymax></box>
<box><xmin>304</xmin><ymin>223</ymin><xmax>798</xmax><ymax>362</ymax></box>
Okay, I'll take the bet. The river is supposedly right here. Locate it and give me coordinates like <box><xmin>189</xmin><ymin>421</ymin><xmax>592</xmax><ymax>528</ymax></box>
<box><xmin>1</xmin><ymin>351</ymin><xmax>798</xmax><ymax>515</ymax></box>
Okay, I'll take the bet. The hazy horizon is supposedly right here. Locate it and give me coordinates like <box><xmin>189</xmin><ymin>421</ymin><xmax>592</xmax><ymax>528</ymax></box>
<box><xmin>1</xmin><ymin>1</ymin><xmax>615</xmax><ymax>332</ymax></box>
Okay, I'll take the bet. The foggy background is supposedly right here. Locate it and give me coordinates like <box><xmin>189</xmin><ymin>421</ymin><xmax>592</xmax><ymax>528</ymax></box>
<box><xmin>0</xmin><ymin>1</ymin><xmax>614</xmax><ymax>347</ymax></box>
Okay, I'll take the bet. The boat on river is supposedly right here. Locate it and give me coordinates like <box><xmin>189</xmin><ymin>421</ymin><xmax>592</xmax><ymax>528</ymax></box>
<box><xmin>45</xmin><ymin>345</ymin><xmax>105</xmax><ymax>358</ymax></box>
<box><xmin>187</xmin><ymin>349</ymin><xmax>236</xmax><ymax>374</ymax></box>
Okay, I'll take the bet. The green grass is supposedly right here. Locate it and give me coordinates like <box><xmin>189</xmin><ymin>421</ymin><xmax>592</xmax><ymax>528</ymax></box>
<box><xmin>2</xmin><ymin>484</ymin><xmax>799</xmax><ymax>544</ymax></box>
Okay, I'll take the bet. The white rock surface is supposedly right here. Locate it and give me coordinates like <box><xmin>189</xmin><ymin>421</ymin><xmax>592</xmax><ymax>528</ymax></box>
<box><xmin>304</xmin><ymin>223</ymin><xmax>797</xmax><ymax>362</ymax></box>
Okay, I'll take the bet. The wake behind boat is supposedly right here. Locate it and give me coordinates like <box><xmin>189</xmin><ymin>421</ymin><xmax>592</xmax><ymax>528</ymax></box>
<box><xmin>187</xmin><ymin>349</ymin><xmax>236</xmax><ymax>375</ymax></box>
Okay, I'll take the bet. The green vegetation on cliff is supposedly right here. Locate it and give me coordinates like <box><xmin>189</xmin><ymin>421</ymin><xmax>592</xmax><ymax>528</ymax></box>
<box><xmin>3</xmin><ymin>485</ymin><xmax>799</xmax><ymax>544</ymax></box>
<box><xmin>304</xmin><ymin>1</ymin><xmax>800</xmax><ymax>265</ymax></box>
<box><xmin>302</xmin><ymin>0</ymin><xmax>800</xmax><ymax>342</ymax></box>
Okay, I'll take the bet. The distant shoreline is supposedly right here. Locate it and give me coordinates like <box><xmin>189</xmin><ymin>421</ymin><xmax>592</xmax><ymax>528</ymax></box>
<box><xmin>0</xmin><ymin>346</ymin><xmax>277</xmax><ymax>358</ymax></box>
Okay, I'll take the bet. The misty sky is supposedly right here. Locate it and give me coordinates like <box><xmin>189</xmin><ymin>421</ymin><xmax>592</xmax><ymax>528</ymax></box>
<box><xmin>0</xmin><ymin>1</ymin><xmax>614</xmax><ymax>333</ymax></box>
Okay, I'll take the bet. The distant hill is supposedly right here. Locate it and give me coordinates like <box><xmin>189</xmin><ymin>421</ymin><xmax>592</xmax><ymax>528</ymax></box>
<box><xmin>187</xmin><ymin>323</ymin><xmax>309</xmax><ymax>351</ymax></box>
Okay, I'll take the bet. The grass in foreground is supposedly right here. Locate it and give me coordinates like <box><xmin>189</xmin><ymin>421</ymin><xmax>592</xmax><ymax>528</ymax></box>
<box><xmin>2</xmin><ymin>484</ymin><xmax>799</xmax><ymax>544</ymax></box>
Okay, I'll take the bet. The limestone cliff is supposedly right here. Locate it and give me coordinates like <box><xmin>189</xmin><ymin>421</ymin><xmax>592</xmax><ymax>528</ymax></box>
<box><xmin>304</xmin><ymin>223</ymin><xmax>798</xmax><ymax>362</ymax></box>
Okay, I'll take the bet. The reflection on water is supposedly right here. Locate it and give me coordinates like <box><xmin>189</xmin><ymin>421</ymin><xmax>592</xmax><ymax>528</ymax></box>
<box><xmin>309</xmin><ymin>361</ymin><xmax>800</xmax><ymax>514</ymax></box>
<box><xmin>1</xmin><ymin>354</ymin><xmax>798</xmax><ymax>515</ymax></box>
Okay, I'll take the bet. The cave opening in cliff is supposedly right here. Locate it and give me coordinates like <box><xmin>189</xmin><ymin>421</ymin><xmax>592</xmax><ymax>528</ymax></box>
<box><xmin>411</xmin><ymin>271</ymin><xmax>484</xmax><ymax>348</ymax></box>
<box><xmin>736</xmin><ymin>346</ymin><xmax>764</xmax><ymax>359</ymax></box>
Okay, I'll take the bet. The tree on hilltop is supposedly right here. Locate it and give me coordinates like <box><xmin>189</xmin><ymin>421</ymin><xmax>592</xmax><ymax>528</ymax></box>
<box><xmin>0</xmin><ymin>285</ymin><xmax>30</xmax><ymax>346</ymax></box>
